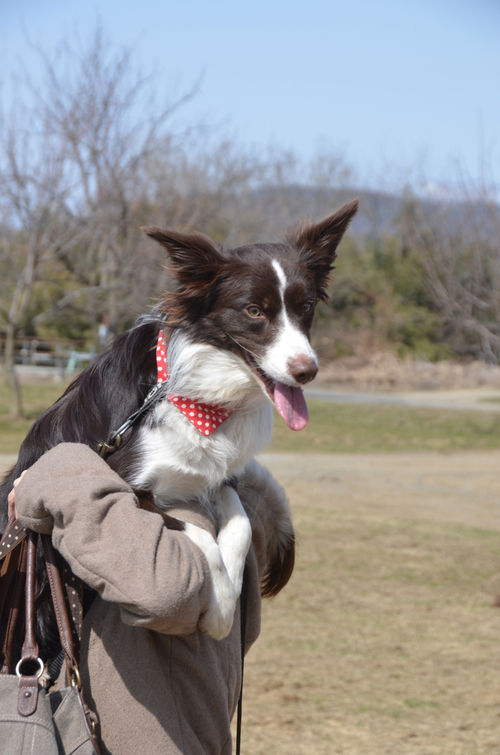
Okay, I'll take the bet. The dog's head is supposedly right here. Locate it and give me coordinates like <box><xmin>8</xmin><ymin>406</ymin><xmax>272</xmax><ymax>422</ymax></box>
<box><xmin>142</xmin><ymin>198</ymin><xmax>358</xmax><ymax>429</ymax></box>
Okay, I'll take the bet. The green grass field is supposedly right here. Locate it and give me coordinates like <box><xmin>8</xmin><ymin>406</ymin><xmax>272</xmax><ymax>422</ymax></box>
<box><xmin>268</xmin><ymin>400</ymin><xmax>500</xmax><ymax>453</ymax></box>
<box><xmin>1</xmin><ymin>381</ymin><xmax>500</xmax><ymax>455</ymax></box>
<box><xmin>0</xmin><ymin>381</ymin><xmax>71</xmax><ymax>454</ymax></box>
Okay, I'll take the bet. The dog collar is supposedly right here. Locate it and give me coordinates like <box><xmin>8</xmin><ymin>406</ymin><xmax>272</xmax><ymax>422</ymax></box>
<box><xmin>156</xmin><ymin>331</ymin><xmax>232</xmax><ymax>436</ymax></box>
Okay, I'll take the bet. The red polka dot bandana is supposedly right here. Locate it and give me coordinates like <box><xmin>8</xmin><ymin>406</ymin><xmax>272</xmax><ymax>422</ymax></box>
<box><xmin>156</xmin><ymin>330</ymin><xmax>232</xmax><ymax>436</ymax></box>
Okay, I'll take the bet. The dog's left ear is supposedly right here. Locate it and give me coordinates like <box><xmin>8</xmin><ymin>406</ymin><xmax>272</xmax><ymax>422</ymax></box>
<box><xmin>289</xmin><ymin>198</ymin><xmax>359</xmax><ymax>300</ymax></box>
<box><xmin>142</xmin><ymin>226</ymin><xmax>228</xmax><ymax>322</ymax></box>
<box><xmin>141</xmin><ymin>226</ymin><xmax>225</xmax><ymax>284</ymax></box>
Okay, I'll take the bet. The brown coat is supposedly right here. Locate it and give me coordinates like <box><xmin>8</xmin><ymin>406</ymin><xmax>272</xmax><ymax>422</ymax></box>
<box><xmin>15</xmin><ymin>443</ymin><xmax>293</xmax><ymax>755</ymax></box>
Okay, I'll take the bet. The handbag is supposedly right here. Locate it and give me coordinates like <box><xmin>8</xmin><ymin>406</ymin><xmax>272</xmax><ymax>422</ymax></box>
<box><xmin>0</xmin><ymin>519</ymin><xmax>101</xmax><ymax>755</ymax></box>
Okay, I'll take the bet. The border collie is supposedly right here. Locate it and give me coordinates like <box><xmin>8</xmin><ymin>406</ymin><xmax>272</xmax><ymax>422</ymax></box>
<box><xmin>0</xmin><ymin>198</ymin><xmax>358</xmax><ymax>642</ymax></box>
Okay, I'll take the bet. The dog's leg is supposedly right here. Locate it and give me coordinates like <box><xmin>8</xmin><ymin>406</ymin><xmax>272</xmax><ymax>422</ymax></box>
<box><xmin>215</xmin><ymin>485</ymin><xmax>252</xmax><ymax>597</ymax></box>
<box><xmin>183</xmin><ymin>522</ymin><xmax>237</xmax><ymax>640</ymax></box>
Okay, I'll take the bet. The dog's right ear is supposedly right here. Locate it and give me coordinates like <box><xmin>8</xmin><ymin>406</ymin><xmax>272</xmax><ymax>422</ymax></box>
<box><xmin>142</xmin><ymin>227</ymin><xmax>225</xmax><ymax>287</ymax></box>
<box><xmin>288</xmin><ymin>198</ymin><xmax>359</xmax><ymax>301</ymax></box>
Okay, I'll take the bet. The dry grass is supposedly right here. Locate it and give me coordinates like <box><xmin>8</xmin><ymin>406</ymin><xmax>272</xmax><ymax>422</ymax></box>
<box><xmin>315</xmin><ymin>352</ymin><xmax>500</xmax><ymax>392</ymax></box>
<box><xmin>236</xmin><ymin>453</ymin><xmax>500</xmax><ymax>755</ymax></box>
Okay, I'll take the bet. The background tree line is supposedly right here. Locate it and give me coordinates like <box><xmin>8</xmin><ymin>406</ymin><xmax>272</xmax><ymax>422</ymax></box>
<box><xmin>1</xmin><ymin>29</ymin><xmax>499</xmax><ymax>415</ymax></box>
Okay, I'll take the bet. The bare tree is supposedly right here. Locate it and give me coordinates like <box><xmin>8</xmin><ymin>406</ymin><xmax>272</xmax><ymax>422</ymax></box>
<box><xmin>0</xmin><ymin>25</ymin><xmax>362</xmax><ymax>420</ymax></box>
<box><xmin>21</xmin><ymin>30</ymin><xmax>285</xmax><ymax>338</ymax></box>
<box><xmin>396</xmin><ymin>181</ymin><xmax>500</xmax><ymax>364</ymax></box>
<box><xmin>0</xmin><ymin>103</ymin><xmax>75</xmax><ymax>416</ymax></box>
<box><xmin>26</xmin><ymin>28</ymin><xmax>200</xmax><ymax>340</ymax></box>
<box><xmin>0</xmin><ymin>29</ymin><xmax>199</xmax><ymax>413</ymax></box>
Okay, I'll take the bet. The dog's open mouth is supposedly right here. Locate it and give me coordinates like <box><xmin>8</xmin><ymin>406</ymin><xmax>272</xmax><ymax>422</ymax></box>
<box><xmin>242</xmin><ymin>352</ymin><xmax>309</xmax><ymax>431</ymax></box>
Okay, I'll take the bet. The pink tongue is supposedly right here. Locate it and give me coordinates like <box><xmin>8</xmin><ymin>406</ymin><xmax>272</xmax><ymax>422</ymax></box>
<box><xmin>274</xmin><ymin>383</ymin><xmax>309</xmax><ymax>431</ymax></box>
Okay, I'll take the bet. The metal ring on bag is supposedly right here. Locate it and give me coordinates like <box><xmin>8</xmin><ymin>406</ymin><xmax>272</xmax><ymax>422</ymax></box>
<box><xmin>15</xmin><ymin>657</ymin><xmax>44</xmax><ymax>679</ymax></box>
<box><xmin>70</xmin><ymin>666</ymin><xmax>82</xmax><ymax>690</ymax></box>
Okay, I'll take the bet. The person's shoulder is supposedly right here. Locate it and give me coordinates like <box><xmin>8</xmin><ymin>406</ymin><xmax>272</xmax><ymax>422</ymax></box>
<box><xmin>35</xmin><ymin>442</ymin><xmax>103</xmax><ymax>467</ymax></box>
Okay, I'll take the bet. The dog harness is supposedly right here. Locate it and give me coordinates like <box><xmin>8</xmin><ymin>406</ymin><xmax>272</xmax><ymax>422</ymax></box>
<box><xmin>156</xmin><ymin>331</ymin><xmax>232</xmax><ymax>436</ymax></box>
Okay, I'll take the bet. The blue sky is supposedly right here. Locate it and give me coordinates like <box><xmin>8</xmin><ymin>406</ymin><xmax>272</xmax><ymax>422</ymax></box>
<box><xmin>1</xmin><ymin>0</ymin><xmax>499</xmax><ymax>188</ymax></box>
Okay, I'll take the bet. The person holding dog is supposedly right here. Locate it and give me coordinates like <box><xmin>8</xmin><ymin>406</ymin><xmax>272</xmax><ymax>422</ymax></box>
<box><xmin>7</xmin><ymin>442</ymin><xmax>294</xmax><ymax>755</ymax></box>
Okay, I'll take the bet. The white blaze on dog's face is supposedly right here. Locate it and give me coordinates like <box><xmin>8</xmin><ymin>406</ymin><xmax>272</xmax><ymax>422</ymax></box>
<box><xmin>263</xmin><ymin>258</ymin><xmax>318</xmax><ymax>383</ymax></box>
<box><xmin>255</xmin><ymin>258</ymin><xmax>319</xmax><ymax>428</ymax></box>
<box><xmin>142</xmin><ymin>198</ymin><xmax>358</xmax><ymax>431</ymax></box>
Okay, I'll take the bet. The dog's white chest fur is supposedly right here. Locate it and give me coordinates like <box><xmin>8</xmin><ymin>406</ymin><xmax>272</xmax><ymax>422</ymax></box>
<box><xmin>128</xmin><ymin>336</ymin><xmax>273</xmax><ymax>503</ymax></box>
<box><xmin>124</xmin><ymin>341</ymin><xmax>275</xmax><ymax>640</ymax></box>
<box><xmin>131</xmin><ymin>399</ymin><xmax>273</xmax><ymax>505</ymax></box>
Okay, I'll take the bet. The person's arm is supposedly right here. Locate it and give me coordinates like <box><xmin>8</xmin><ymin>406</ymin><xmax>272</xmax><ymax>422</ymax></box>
<box><xmin>14</xmin><ymin>443</ymin><xmax>212</xmax><ymax>636</ymax></box>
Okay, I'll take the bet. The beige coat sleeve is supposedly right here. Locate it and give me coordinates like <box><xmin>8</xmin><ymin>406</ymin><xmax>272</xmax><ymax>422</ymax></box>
<box><xmin>15</xmin><ymin>443</ymin><xmax>213</xmax><ymax>636</ymax></box>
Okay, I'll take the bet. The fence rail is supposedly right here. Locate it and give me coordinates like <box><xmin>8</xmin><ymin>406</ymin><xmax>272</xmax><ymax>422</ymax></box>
<box><xmin>0</xmin><ymin>337</ymin><xmax>96</xmax><ymax>375</ymax></box>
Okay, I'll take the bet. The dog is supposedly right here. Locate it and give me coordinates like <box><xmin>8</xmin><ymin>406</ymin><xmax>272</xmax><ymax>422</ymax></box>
<box><xmin>0</xmin><ymin>198</ymin><xmax>358</xmax><ymax>645</ymax></box>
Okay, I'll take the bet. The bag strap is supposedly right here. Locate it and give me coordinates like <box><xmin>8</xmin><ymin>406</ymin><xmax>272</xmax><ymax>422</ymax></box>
<box><xmin>40</xmin><ymin>534</ymin><xmax>101</xmax><ymax>753</ymax></box>
<box><xmin>235</xmin><ymin>562</ymin><xmax>249</xmax><ymax>755</ymax></box>
<box><xmin>20</xmin><ymin>532</ymin><xmax>39</xmax><ymax>665</ymax></box>
<box><xmin>0</xmin><ymin>516</ymin><xmax>30</xmax><ymax>635</ymax></box>
<box><xmin>0</xmin><ymin>514</ymin><xmax>28</xmax><ymax>568</ymax></box>
<box><xmin>62</xmin><ymin>560</ymin><xmax>84</xmax><ymax>661</ymax></box>
<box><xmin>0</xmin><ymin>515</ymin><xmax>29</xmax><ymax>561</ymax></box>
<box><xmin>0</xmin><ymin>537</ymin><xmax>28</xmax><ymax>674</ymax></box>
<box><xmin>17</xmin><ymin>531</ymin><xmax>43</xmax><ymax>716</ymax></box>
<box><xmin>40</xmin><ymin>535</ymin><xmax>78</xmax><ymax>672</ymax></box>
<box><xmin>2</xmin><ymin>530</ymin><xmax>101</xmax><ymax>752</ymax></box>
<box><xmin>1</xmin><ymin>525</ymin><xmax>84</xmax><ymax>668</ymax></box>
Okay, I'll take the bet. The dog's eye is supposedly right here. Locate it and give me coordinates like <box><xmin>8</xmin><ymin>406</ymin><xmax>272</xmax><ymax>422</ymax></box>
<box><xmin>302</xmin><ymin>301</ymin><xmax>313</xmax><ymax>314</ymax></box>
<box><xmin>246</xmin><ymin>305</ymin><xmax>262</xmax><ymax>318</ymax></box>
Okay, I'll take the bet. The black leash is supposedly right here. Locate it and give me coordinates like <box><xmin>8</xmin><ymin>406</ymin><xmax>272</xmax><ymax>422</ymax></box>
<box><xmin>236</xmin><ymin>563</ymin><xmax>249</xmax><ymax>755</ymax></box>
<box><xmin>97</xmin><ymin>382</ymin><xmax>167</xmax><ymax>459</ymax></box>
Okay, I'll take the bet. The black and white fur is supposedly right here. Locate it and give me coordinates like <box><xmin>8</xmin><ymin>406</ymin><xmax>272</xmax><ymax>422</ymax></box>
<box><xmin>0</xmin><ymin>198</ymin><xmax>358</xmax><ymax>644</ymax></box>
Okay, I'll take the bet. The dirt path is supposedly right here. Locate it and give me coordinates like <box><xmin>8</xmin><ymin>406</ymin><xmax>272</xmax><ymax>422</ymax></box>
<box><xmin>305</xmin><ymin>387</ymin><xmax>500</xmax><ymax>413</ymax></box>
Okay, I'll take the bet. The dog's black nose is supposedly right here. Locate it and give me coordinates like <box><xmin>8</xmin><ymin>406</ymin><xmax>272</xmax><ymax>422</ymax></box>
<box><xmin>288</xmin><ymin>356</ymin><xmax>318</xmax><ymax>385</ymax></box>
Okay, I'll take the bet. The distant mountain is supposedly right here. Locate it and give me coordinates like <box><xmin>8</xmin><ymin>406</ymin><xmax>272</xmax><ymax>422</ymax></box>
<box><xmin>250</xmin><ymin>184</ymin><xmax>499</xmax><ymax>241</ymax></box>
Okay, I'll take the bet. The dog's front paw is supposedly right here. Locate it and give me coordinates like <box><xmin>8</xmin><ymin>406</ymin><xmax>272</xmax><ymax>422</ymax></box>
<box><xmin>184</xmin><ymin>522</ymin><xmax>237</xmax><ymax>640</ymax></box>
<box><xmin>216</xmin><ymin>486</ymin><xmax>252</xmax><ymax>595</ymax></box>
<box><xmin>198</xmin><ymin>574</ymin><xmax>237</xmax><ymax>640</ymax></box>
